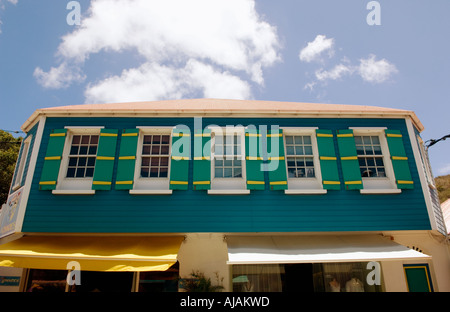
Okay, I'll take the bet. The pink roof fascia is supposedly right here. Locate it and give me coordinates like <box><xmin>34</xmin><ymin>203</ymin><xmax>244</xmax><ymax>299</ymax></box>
<box><xmin>22</xmin><ymin>98</ymin><xmax>424</xmax><ymax>132</ymax></box>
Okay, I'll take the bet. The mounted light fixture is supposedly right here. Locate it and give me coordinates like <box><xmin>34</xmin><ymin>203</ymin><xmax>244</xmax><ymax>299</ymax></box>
<box><xmin>426</xmin><ymin>134</ymin><xmax>450</xmax><ymax>148</ymax></box>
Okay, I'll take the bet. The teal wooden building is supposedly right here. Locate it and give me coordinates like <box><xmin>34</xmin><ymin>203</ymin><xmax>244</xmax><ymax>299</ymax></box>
<box><xmin>0</xmin><ymin>99</ymin><xmax>448</xmax><ymax>292</ymax></box>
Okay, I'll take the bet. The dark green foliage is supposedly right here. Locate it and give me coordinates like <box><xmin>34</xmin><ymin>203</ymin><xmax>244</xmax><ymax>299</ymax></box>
<box><xmin>179</xmin><ymin>270</ymin><xmax>224</xmax><ymax>292</ymax></box>
<box><xmin>0</xmin><ymin>130</ymin><xmax>22</xmax><ymax>204</ymax></box>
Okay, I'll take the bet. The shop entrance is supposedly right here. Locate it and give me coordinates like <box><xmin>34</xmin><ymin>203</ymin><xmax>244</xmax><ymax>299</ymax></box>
<box><xmin>404</xmin><ymin>264</ymin><xmax>434</xmax><ymax>292</ymax></box>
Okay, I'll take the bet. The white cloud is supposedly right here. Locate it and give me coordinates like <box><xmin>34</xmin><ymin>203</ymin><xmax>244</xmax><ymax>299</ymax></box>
<box><xmin>303</xmin><ymin>81</ymin><xmax>316</xmax><ymax>91</ymax></box>
<box><xmin>302</xmin><ymin>35</ymin><xmax>398</xmax><ymax>91</ymax></box>
<box><xmin>36</xmin><ymin>0</ymin><xmax>280</xmax><ymax>102</ymax></box>
<box><xmin>84</xmin><ymin>60</ymin><xmax>251</xmax><ymax>103</ymax></box>
<box><xmin>315</xmin><ymin>64</ymin><xmax>354</xmax><ymax>81</ymax></box>
<box><xmin>33</xmin><ymin>62</ymin><xmax>85</xmax><ymax>89</ymax></box>
<box><xmin>0</xmin><ymin>0</ymin><xmax>18</xmax><ymax>34</ymax></box>
<box><xmin>185</xmin><ymin>60</ymin><xmax>252</xmax><ymax>100</ymax></box>
<box><xmin>358</xmin><ymin>54</ymin><xmax>398</xmax><ymax>83</ymax></box>
<box><xmin>0</xmin><ymin>0</ymin><xmax>18</xmax><ymax>7</ymax></box>
<box><xmin>438</xmin><ymin>163</ymin><xmax>450</xmax><ymax>176</ymax></box>
<box><xmin>84</xmin><ymin>62</ymin><xmax>185</xmax><ymax>103</ymax></box>
<box><xmin>299</xmin><ymin>35</ymin><xmax>335</xmax><ymax>63</ymax></box>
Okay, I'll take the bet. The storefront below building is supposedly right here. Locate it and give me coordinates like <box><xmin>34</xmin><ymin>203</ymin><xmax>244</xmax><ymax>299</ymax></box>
<box><xmin>1</xmin><ymin>232</ymin><xmax>443</xmax><ymax>292</ymax></box>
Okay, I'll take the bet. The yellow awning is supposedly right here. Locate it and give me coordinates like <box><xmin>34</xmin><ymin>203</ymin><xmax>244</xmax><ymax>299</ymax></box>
<box><xmin>0</xmin><ymin>236</ymin><xmax>183</xmax><ymax>272</ymax></box>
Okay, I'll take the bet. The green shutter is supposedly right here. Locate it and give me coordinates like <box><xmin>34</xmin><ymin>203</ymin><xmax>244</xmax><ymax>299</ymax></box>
<box><xmin>39</xmin><ymin>129</ymin><xmax>67</xmax><ymax>190</ymax></box>
<box><xmin>337</xmin><ymin>129</ymin><xmax>363</xmax><ymax>190</ymax></box>
<box><xmin>92</xmin><ymin>129</ymin><xmax>118</xmax><ymax>191</ymax></box>
<box><xmin>267</xmin><ymin>129</ymin><xmax>287</xmax><ymax>190</ymax></box>
<box><xmin>245</xmin><ymin>128</ymin><xmax>265</xmax><ymax>190</ymax></box>
<box><xmin>169</xmin><ymin>128</ymin><xmax>190</xmax><ymax>190</ymax></box>
<box><xmin>115</xmin><ymin>129</ymin><xmax>139</xmax><ymax>190</ymax></box>
<box><xmin>193</xmin><ymin>129</ymin><xmax>211</xmax><ymax>190</ymax></box>
<box><xmin>385</xmin><ymin>130</ymin><xmax>414</xmax><ymax>189</ymax></box>
<box><xmin>316</xmin><ymin>130</ymin><xmax>340</xmax><ymax>190</ymax></box>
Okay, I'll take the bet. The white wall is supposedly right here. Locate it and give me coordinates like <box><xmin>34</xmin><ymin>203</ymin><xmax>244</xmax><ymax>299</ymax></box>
<box><xmin>381</xmin><ymin>261</ymin><xmax>408</xmax><ymax>292</ymax></box>
<box><xmin>177</xmin><ymin>233</ymin><xmax>230</xmax><ymax>291</ymax></box>
<box><xmin>384</xmin><ymin>231</ymin><xmax>450</xmax><ymax>292</ymax></box>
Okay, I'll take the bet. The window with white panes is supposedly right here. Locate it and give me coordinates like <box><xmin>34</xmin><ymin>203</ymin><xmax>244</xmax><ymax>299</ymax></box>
<box><xmin>140</xmin><ymin>134</ymin><xmax>170</xmax><ymax>178</ymax></box>
<box><xmin>66</xmin><ymin>134</ymin><xmax>99</xmax><ymax>178</ymax></box>
<box><xmin>285</xmin><ymin>135</ymin><xmax>315</xmax><ymax>178</ymax></box>
<box><xmin>354</xmin><ymin>135</ymin><xmax>386</xmax><ymax>178</ymax></box>
<box><xmin>12</xmin><ymin>136</ymin><xmax>32</xmax><ymax>190</ymax></box>
<box><xmin>213</xmin><ymin>134</ymin><xmax>243</xmax><ymax>178</ymax></box>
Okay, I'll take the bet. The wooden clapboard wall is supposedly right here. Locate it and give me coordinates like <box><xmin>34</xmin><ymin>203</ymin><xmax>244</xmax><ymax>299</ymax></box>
<box><xmin>22</xmin><ymin>116</ymin><xmax>431</xmax><ymax>233</ymax></box>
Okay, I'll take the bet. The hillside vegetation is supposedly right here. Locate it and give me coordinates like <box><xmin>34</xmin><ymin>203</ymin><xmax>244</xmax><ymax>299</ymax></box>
<box><xmin>435</xmin><ymin>174</ymin><xmax>450</xmax><ymax>203</ymax></box>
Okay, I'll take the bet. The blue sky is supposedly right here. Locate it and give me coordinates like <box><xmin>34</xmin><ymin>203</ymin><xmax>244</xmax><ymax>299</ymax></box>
<box><xmin>0</xmin><ymin>0</ymin><xmax>449</xmax><ymax>176</ymax></box>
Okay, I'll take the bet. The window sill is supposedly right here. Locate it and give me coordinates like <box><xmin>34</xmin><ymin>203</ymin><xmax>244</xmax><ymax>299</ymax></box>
<box><xmin>284</xmin><ymin>189</ymin><xmax>327</xmax><ymax>195</ymax></box>
<box><xmin>129</xmin><ymin>190</ymin><xmax>172</xmax><ymax>195</ymax></box>
<box><xmin>360</xmin><ymin>189</ymin><xmax>401</xmax><ymax>195</ymax></box>
<box><xmin>11</xmin><ymin>184</ymin><xmax>22</xmax><ymax>192</ymax></box>
<box><xmin>207</xmin><ymin>189</ymin><xmax>250</xmax><ymax>195</ymax></box>
<box><xmin>52</xmin><ymin>190</ymin><xmax>96</xmax><ymax>195</ymax></box>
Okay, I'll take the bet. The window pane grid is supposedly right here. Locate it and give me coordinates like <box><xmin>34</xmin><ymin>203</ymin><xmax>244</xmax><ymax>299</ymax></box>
<box><xmin>355</xmin><ymin>135</ymin><xmax>382</xmax><ymax>156</ymax></box>
<box><xmin>214</xmin><ymin>134</ymin><xmax>242</xmax><ymax>178</ymax></box>
<box><xmin>214</xmin><ymin>157</ymin><xmax>242</xmax><ymax>178</ymax></box>
<box><xmin>285</xmin><ymin>135</ymin><xmax>315</xmax><ymax>178</ymax></box>
<box><xmin>67</xmin><ymin>135</ymin><xmax>98</xmax><ymax>178</ymax></box>
<box><xmin>13</xmin><ymin>140</ymin><xmax>30</xmax><ymax>187</ymax></box>
<box><xmin>214</xmin><ymin>134</ymin><xmax>241</xmax><ymax>157</ymax></box>
<box><xmin>355</xmin><ymin>135</ymin><xmax>386</xmax><ymax>178</ymax></box>
<box><xmin>141</xmin><ymin>134</ymin><xmax>170</xmax><ymax>178</ymax></box>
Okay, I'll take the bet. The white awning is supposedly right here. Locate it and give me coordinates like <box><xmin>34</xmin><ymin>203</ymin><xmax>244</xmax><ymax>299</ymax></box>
<box><xmin>226</xmin><ymin>235</ymin><xmax>430</xmax><ymax>264</ymax></box>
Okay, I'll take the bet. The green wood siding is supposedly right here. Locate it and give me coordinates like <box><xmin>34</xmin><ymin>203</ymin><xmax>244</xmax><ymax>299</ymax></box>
<box><xmin>336</xmin><ymin>129</ymin><xmax>363</xmax><ymax>190</ymax></box>
<box><xmin>92</xmin><ymin>129</ymin><xmax>118</xmax><ymax>191</ymax></box>
<box><xmin>169</xmin><ymin>127</ymin><xmax>190</xmax><ymax>190</ymax></box>
<box><xmin>267</xmin><ymin>128</ymin><xmax>288</xmax><ymax>190</ymax></box>
<box><xmin>39</xmin><ymin>129</ymin><xmax>67</xmax><ymax>191</ymax></box>
<box><xmin>245</xmin><ymin>128</ymin><xmax>265</xmax><ymax>190</ymax></box>
<box><xmin>193</xmin><ymin>129</ymin><xmax>211</xmax><ymax>190</ymax></box>
<box><xmin>316</xmin><ymin>129</ymin><xmax>340</xmax><ymax>190</ymax></box>
<box><xmin>385</xmin><ymin>129</ymin><xmax>414</xmax><ymax>189</ymax></box>
<box><xmin>115</xmin><ymin>129</ymin><xmax>139</xmax><ymax>190</ymax></box>
<box><xmin>23</xmin><ymin>117</ymin><xmax>431</xmax><ymax>234</ymax></box>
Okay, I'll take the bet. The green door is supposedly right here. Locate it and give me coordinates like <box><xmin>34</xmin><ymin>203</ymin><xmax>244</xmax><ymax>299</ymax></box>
<box><xmin>404</xmin><ymin>264</ymin><xmax>433</xmax><ymax>292</ymax></box>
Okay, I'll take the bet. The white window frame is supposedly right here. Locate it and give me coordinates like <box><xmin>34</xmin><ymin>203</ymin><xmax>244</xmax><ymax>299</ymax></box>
<box><xmin>53</xmin><ymin>127</ymin><xmax>104</xmax><ymax>195</ymax></box>
<box><xmin>130</xmin><ymin>127</ymin><xmax>173</xmax><ymax>195</ymax></box>
<box><xmin>208</xmin><ymin>126</ymin><xmax>249</xmax><ymax>194</ymax></box>
<box><xmin>12</xmin><ymin>135</ymin><xmax>32</xmax><ymax>191</ymax></box>
<box><xmin>281</xmin><ymin>127</ymin><xmax>326</xmax><ymax>194</ymax></box>
<box><xmin>350</xmin><ymin>127</ymin><xmax>400</xmax><ymax>194</ymax></box>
